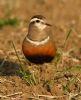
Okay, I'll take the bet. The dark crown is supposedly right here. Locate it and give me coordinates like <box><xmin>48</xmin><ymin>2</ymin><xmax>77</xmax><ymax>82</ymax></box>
<box><xmin>31</xmin><ymin>15</ymin><xmax>45</xmax><ymax>20</ymax></box>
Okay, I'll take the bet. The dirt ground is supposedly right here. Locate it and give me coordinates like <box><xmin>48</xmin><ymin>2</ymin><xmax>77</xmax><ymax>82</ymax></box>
<box><xmin>0</xmin><ymin>0</ymin><xmax>81</xmax><ymax>100</ymax></box>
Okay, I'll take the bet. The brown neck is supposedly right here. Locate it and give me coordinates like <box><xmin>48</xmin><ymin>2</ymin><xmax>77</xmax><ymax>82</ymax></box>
<box><xmin>27</xmin><ymin>25</ymin><xmax>49</xmax><ymax>41</ymax></box>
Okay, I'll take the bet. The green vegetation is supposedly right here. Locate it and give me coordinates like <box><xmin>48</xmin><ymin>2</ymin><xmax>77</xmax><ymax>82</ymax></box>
<box><xmin>11</xmin><ymin>40</ymin><xmax>37</xmax><ymax>85</ymax></box>
<box><xmin>0</xmin><ymin>17</ymin><xmax>19</xmax><ymax>28</ymax></box>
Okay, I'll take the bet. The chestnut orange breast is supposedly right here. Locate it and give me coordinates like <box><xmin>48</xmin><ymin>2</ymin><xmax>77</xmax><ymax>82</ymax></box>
<box><xmin>22</xmin><ymin>38</ymin><xmax>56</xmax><ymax>63</ymax></box>
<box><xmin>22</xmin><ymin>15</ymin><xmax>57</xmax><ymax>63</ymax></box>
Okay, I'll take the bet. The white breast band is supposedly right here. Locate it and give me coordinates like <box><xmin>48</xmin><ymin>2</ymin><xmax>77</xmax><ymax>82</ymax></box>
<box><xmin>26</xmin><ymin>36</ymin><xmax>49</xmax><ymax>46</ymax></box>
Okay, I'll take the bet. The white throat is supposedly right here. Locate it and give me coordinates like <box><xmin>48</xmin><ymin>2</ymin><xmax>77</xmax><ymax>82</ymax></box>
<box><xmin>35</xmin><ymin>23</ymin><xmax>46</xmax><ymax>30</ymax></box>
<box><xmin>26</xmin><ymin>36</ymin><xmax>49</xmax><ymax>46</ymax></box>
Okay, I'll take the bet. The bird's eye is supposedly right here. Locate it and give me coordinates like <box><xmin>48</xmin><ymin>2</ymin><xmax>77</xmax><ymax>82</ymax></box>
<box><xmin>36</xmin><ymin>20</ymin><xmax>40</xmax><ymax>23</ymax></box>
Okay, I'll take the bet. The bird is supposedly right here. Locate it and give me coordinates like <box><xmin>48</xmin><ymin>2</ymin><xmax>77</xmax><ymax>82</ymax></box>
<box><xmin>22</xmin><ymin>15</ymin><xmax>57</xmax><ymax>63</ymax></box>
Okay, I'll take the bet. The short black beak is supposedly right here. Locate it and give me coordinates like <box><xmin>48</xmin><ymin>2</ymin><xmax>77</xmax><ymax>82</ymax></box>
<box><xmin>46</xmin><ymin>23</ymin><xmax>52</xmax><ymax>26</ymax></box>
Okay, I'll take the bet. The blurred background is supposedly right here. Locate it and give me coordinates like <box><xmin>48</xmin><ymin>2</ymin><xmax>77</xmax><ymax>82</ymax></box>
<box><xmin>0</xmin><ymin>1</ymin><xmax>81</xmax><ymax>99</ymax></box>
<box><xmin>0</xmin><ymin>0</ymin><xmax>81</xmax><ymax>52</ymax></box>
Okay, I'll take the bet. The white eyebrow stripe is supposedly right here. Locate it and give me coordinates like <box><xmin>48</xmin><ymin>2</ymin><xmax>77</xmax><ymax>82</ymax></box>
<box><xmin>26</xmin><ymin>36</ymin><xmax>50</xmax><ymax>46</ymax></box>
<box><xmin>30</xmin><ymin>18</ymin><xmax>44</xmax><ymax>23</ymax></box>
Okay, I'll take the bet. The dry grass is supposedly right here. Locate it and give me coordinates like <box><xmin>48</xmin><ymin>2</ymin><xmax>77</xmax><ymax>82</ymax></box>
<box><xmin>0</xmin><ymin>0</ymin><xmax>81</xmax><ymax>100</ymax></box>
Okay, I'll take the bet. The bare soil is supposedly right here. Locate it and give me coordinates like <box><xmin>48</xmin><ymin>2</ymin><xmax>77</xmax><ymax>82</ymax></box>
<box><xmin>0</xmin><ymin>0</ymin><xmax>81</xmax><ymax>100</ymax></box>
